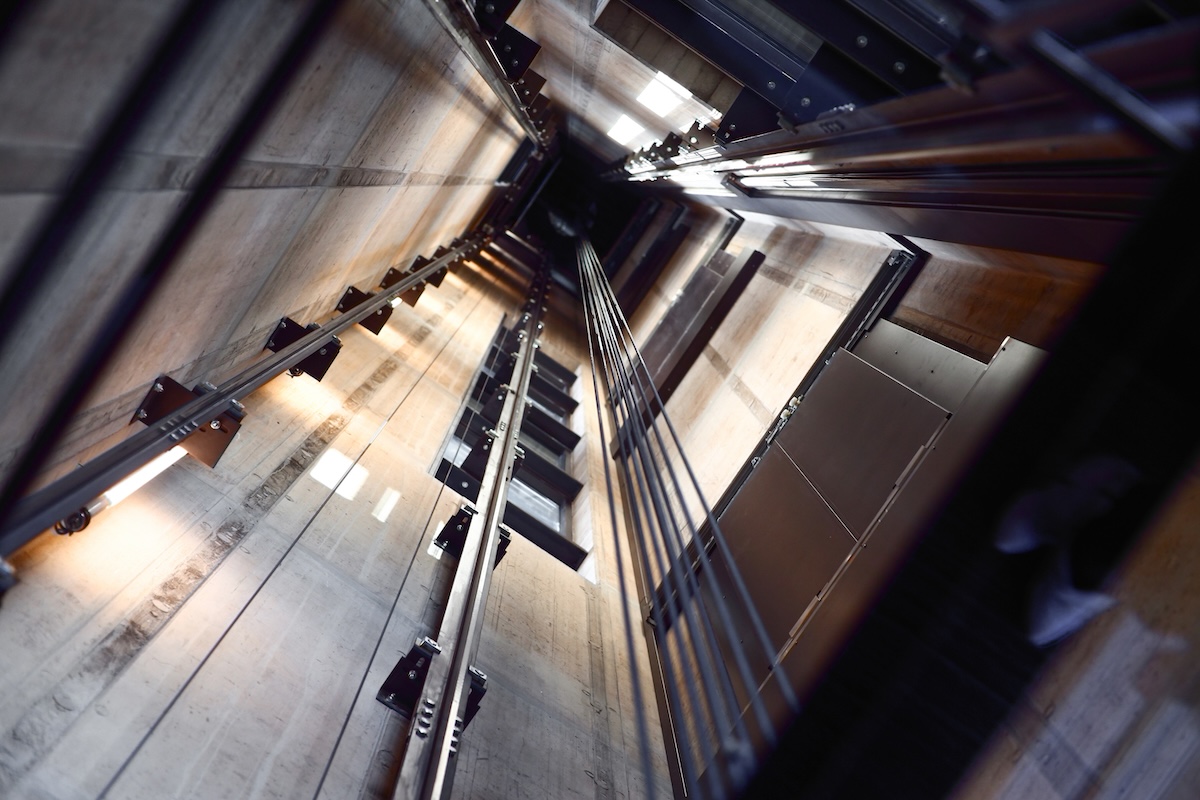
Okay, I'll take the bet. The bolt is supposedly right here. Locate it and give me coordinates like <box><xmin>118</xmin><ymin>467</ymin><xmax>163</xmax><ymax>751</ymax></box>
<box><xmin>209</xmin><ymin>419</ymin><xmax>221</xmax><ymax>430</ymax></box>
<box><xmin>319</xmin><ymin>348</ymin><xmax>327</xmax><ymax>355</ymax></box>
<box><xmin>893</xmin><ymin>61</ymin><xmax>906</xmax><ymax>74</ymax></box>
<box><xmin>136</xmin><ymin>409</ymin><xmax>148</xmax><ymax>420</ymax></box>
<box><xmin>729</xmin><ymin>124</ymin><xmax>737</xmax><ymax>131</ymax></box>
<box><xmin>376</xmin><ymin>309</ymin><xmax>383</xmax><ymax>315</ymax></box>
<box><xmin>337</xmin><ymin>303</ymin><xmax>344</xmax><ymax>310</ymax></box>
<box><xmin>484</xmin><ymin>2</ymin><xmax>494</xmax><ymax>11</ymax></box>
<box><xmin>153</xmin><ymin>382</ymin><xmax>164</xmax><ymax>393</ymax></box>
<box><xmin>801</xmin><ymin>97</ymin><xmax>811</xmax><ymax>107</ymax></box>
<box><xmin>856</xmin><ymin>35</ymin><xmax>868</xmax><ymax>48</ymax></box>
<box><xmin>690</xmin><ymin>136</ymin><xmax>697</xmax><ymax>143</ymax></box>
<box><xmin>504</xmin><ymin>44</ymin><xmax>511</xmax><ymax>53</ymax></box>
<box><xmin>408</xmin><ymin>670</ymin><xmax>418</xmax><ymax>680</ymax></box>
<box><xmin>767</xmin><ymin>80</ymin><xmax>776</xmax><ymax>90</ymax></box>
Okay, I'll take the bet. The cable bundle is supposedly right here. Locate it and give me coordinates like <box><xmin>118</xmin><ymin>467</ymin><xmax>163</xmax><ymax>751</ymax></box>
<box><xmin>577</xmin><ymin>239</ymin><xmax>797</xmax><ymax>799</ymax></box>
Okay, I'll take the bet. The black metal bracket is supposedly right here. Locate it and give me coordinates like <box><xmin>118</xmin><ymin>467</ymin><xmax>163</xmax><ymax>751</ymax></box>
<box><xmin>488</xmin><ymin>23</ymin><xmax>540</xmax><ymax>82</ymax></box>
<box><xmin>377</xmin><ymin>636</ymin><xmax>442</xmax><ymax>718</ymax></box>
<box><xmin>336</xmin><ymin>285</ymin><xmax>393</xmax><ymax>334</ymax></box>
<box><xmin>432</xmin><ymin>505</ymin><xmax>511</xmax><ymax>567</ymax></box>
<box><xmin>462</xmin><ymin>666</ymin><xmax>488</xmax><ymax>729</ymax></box>
<box><xmin>511</xmin><ymin>70</ymin><xmax>545</xmax><ymax>107</ymax></box>
<box><xmin>472</xmin><ymin>0</ymin><xmax>520</xmax><ymax>36</ymax></box>
<box><xmin>381</xmin><ymin>255</ymin><xmax>430</xmax><ymax>306</ymax></box>
<box><xmin>133</xmin><ymin>375</ymin><xmax>244</xmax><ymax>467</ymax></box>
<box><xmin>265</xmin><ymin>317</ymin><xmax>341</xmax><ymax>381</ymax></box>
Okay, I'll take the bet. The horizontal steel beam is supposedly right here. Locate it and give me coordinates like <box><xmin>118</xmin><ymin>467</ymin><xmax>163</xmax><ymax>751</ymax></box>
<box><xmin>0</xmin><ymin>236</ymin><xmax>483</xmax><ymax>558</ymax></box>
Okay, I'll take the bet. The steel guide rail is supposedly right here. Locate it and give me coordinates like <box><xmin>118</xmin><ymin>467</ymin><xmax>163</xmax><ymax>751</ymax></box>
<box><xmin>393</xmin><ymin>271</ymin><xmax>548</xmax><ymax>800</ymax></box>
<box><xmin>0</xmin><ymin>236</ymin><xmax>484</xmax><ymax>558</ymax></box>
<box><xmin>421</xmin><ymin>0</ymin><xmax>547</xmax><ymax>146</ymax></box>
<box><xmin>576</xmin><ymin>238</ymin><xmax>798</xmax><ymax>799</ymax></box>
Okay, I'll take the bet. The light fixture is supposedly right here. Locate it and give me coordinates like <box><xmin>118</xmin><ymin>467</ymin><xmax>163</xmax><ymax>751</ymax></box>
<box><xmin>54</xmin><ymin>446</ymin><xmax>188</xmax><ymax>534</ymax></box>
<box><xmin>606</xmin><ymin>114</ymin><xmax>645</xmax><ymax>145</ymax></box>
<box><xmin>637</xmin><ymin>72</ymin><xmax>690</xmax><ymax>117</ymax></box>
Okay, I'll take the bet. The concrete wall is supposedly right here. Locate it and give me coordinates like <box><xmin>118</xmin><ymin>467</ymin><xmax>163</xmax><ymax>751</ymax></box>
<box><xmin>0</xmin><ymin>256</ymin><xmax>669</xmax><ymax>799</ymax></box>
<box><xmin>0</xmin><ymin>0</ymin><xmax>524</xmax><ymax>486</ymax></box>
<box><xmin>0</xmin><ymin>3</ymin><xmax>670</xmax><ymax>798</ymax></box>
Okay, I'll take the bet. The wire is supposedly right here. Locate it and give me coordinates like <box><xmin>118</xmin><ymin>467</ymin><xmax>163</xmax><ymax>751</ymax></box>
<box><xmin>576</xmin><ymin>237</ymin><xmax>802</xmax><ymax>798</ymax></box>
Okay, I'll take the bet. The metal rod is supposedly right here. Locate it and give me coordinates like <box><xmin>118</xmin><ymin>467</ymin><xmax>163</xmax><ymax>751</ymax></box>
<box><xmin>0</xmin><ymin>236</ymin><xmax>482</xmax><ymax>558</ymax></box>
<box><xmin>577</xmin><ymin>252</ymin><xmax>705</xmax><ymax>799</ymax></box>
<box><xmin>580</xmin><ymin>241</ymin><xmax>752</xmax><ymax>795</ymax></box>
<box><xmin>580</xmin><ymin>276</ymin><xmax>658</xmax><ymax>800</ymax></box>
<box><xmin>587</xmin><ymin>240</ymin><xmax>799</xmax><ymax>711</ymax></box>
<box><xmin>420</xmin><ymin>0</ymin><xmax>547</xmax><ymax>146</ymax></box>
<box><xmin>393</xmin><ymin>270</ymin><xmax>548</xmax><ymax>800</ymax></box>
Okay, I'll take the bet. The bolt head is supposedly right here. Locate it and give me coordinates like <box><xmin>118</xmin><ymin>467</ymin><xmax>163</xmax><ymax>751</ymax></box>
<box><xmin>136</xmin><ymin>409</ymin><xmax>148</xmax><ymax>420</ymax></box>
<box><xmin>856</xmin><ymin>35</ymin><xmax>868</xmax><ymax>48</ymax></box>
<box><xmin>893</xmin><ymin>61</ymin><xmax>906</xmax><ymax>74</ymax></box>
<box><xmin>767</xmin><ymin>80</ymin><xmax>776</xmax><ymax>90</ymax></box>
<box><xmin>153</xmin><ymin>382</ymin><xmax>164</xmax><ymax>393</ymax></box>
<box><xmin>801</xmin><ymin>97</ymin><xmax>811</xmax><ymax>107</ymax></box>
<box><xmin>319</xmin><ymin>348</ymin><xmax>327</xmax><ymax>355</ymax></box>
<box><xmin>209</xmin><ymin>419</ymin><xmax>221</xmax><ymax>430</ymax></box>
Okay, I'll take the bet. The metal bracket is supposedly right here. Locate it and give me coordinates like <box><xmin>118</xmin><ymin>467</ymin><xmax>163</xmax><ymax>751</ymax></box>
<box><xmin>472</xmin><ymin>0</ymin><xmax>520</xmax><ymax>36</ymax></box>
<box><xmin>462</xmin><ymin>666</ymin><xmax>488</xmax><ymax>729</ymax></box>
<box><xmin>377</xmin><ymin>636</ymin><xmax>443</xmax><ymax>718</ymax></box>
<box><xmin>428</xmin><ymin>248</ymin><xmax>451</xmax><ymax>287</ymax></box>
<box><xmin>336</xmin><ymin>285</ymin><xmax>393</xmax><ymax>334</ymax></box>
<box><xmin>133</xmin><ymin>375</ymin><xmax>243</xmax><ymax>467</ymax></box>
<box><xmin>511</xmin><ymin>69</ymin><xmax>545</xmax><ymax>107</ymax></box>
<box><xmin>433</xmin><ymin>506</ymin><xmax>510</xmax><ymax>567</ymax></box>
<box><xmin>381</xmin><ymin>255</ymin><xmax>431</xmax><ymax>306</ymax></box>
<box><xmin>488</xmin><ymin>23</ymin><xmax>540</xmax><ymax>82</ymax></box>
<box><xmin>265</xmin><ymin>317</ymin><xmax>342</xmax><ymax>381</ymax></box>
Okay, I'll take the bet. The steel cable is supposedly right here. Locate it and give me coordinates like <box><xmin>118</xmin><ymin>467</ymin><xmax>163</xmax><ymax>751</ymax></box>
<box><xmin>579</xmin><ymin>238</ymin><xmax>799</xmax><ymax>716</ymax></box>
<box><xmin>576</xmin><ymin>237</ymin><xmax>804</xmax><ymax>797</ymax></box>
<box><xmin>579</xmin><ymin>245</ymin><xmax>748</xmax><ymax>795</ymax></box>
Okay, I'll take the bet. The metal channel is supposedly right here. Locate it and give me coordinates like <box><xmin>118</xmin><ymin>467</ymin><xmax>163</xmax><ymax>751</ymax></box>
<box><xmin>421</xmin><ymin>0</ymin><xmax>547</xmax><ymax>146</ymax></box>
<box><xmin>393</xmin><ymin>273</ymin><xmax>547</xmax><ymax>800</ymax></box>
<box><xmin>0</xmin><ymin>236</ymin><xmax>483</xmax><ymax>558</ymax></box>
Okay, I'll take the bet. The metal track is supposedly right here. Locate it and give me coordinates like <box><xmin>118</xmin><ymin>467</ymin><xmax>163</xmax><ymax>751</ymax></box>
<box><xmin>0</xmin><ymin>236</ymin><xmax>483</xmax><ymax>558</ymax></box>
<box><xmin>393</xmin><ymin>269</ymin><xmax>548</xmax><ymax>800</ymax></box>
<box><xmin>421</xmin><ymin>0</ymin><xmax>547</xmax><ymax>146</ymax></box>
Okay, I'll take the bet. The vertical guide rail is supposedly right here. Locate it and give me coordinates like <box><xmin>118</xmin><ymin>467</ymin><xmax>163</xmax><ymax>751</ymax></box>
<box><xmin>394</xmin><ymin>271</ymin><xmax>549</xmax><ymax>800</ymax></box>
